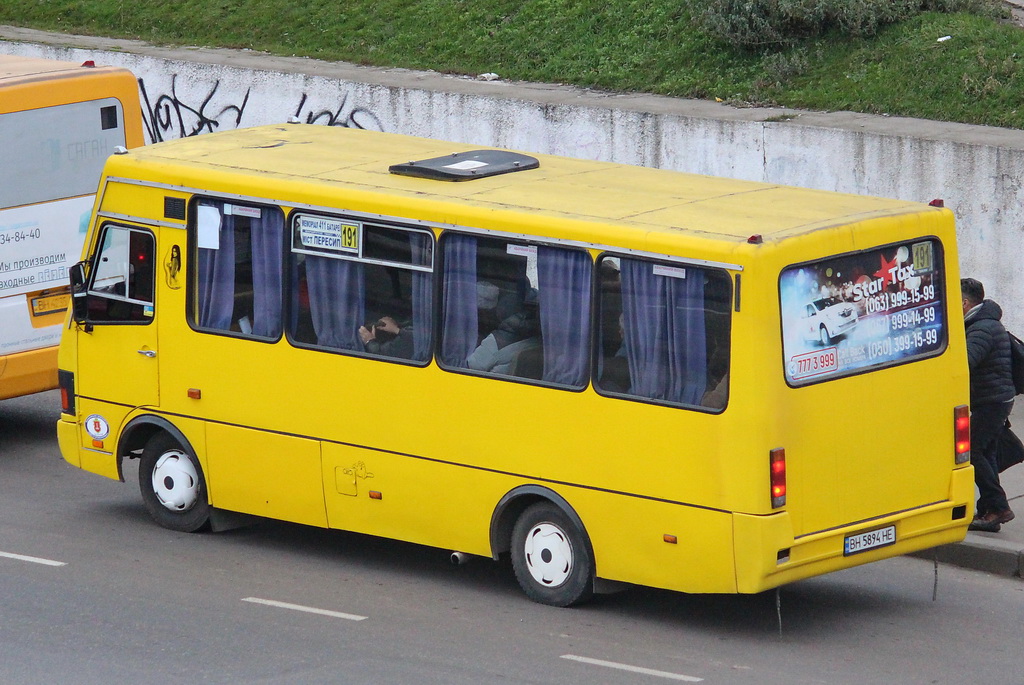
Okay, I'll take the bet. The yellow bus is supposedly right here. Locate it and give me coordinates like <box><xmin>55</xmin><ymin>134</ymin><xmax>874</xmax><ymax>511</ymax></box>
<box><xmin>0</xmin><ymin>54</ymin><xmax>144</xmax><ymax>401</ymax></box>
<box><xmin>57</xmin><ymin>124</ymin><xmax>973</xmax><ymax>606</ymax></box>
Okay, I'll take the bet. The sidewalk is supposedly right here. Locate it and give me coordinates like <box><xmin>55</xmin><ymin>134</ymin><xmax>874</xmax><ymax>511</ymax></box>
<box><xmin>1005</xmin><ymin>0</ymin><xmax>1024</xmax><ymax>27</ymax></box>
<box><xmin>918</xmin><ymin>404</ymin><xmax>1024</xmax><ymax>579</ymax></box>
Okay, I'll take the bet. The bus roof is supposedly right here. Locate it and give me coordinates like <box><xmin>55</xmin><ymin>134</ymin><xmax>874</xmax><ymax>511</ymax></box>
<box><xmin>114</xmin><ymin>124</ymin><xmax>938</xmax><ymax>244</ymax></box>
<box><xmin>0</xmin><ymin>54</ymin><xmax>125</xmax><ymax>82</ymax></box>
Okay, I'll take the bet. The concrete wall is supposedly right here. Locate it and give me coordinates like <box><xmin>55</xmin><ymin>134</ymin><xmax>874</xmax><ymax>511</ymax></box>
<box><xmin>3</xmin><ymin>26</ymin><xmax>1024</xmax><ymax>329</ymax></box>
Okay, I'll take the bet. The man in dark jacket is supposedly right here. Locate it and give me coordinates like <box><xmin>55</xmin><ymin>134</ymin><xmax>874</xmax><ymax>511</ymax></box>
<box><xmin>962</xmin><ymin>278</ymin><xmax>1015</xmax><ymax>532</ymax></box>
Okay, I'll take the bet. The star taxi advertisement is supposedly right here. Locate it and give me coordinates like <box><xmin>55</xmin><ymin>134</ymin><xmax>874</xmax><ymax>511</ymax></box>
<box><xmin>780</xmin><ymin>239</ymin><xmax>944</xmax><ymax>386</ymax></box>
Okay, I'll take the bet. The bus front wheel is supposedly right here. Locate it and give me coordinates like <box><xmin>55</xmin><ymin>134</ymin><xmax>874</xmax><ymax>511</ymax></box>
<box><xmin>511</xmin><ymin>502</ymin><xmax>594</xmax><ymax>607</ymax></box>
<box><xmin>139</xmin><ymin>432</ymin><xmax>211</xmax><ymax>533</ymax></box>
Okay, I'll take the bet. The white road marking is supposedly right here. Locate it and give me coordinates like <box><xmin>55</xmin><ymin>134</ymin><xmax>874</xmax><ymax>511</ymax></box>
<box><xmin>561</xmin><ymin>655</ymin><xmax>703</xmax><ymax>682</ymax></box>
<box><xmin>241</xmin><ymin>597</ymin><xmax>367</xmax><ymax>622</ymax></box>
<box><xmin>0</xmin><ymin>550</ymin><xmax>66</xmax><ymax>567</ymax></box>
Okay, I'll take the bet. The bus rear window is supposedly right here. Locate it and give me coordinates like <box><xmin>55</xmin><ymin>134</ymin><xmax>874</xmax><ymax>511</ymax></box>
<box><xmin>780</xmin><ymin>239</ymin><xmax>946</xmax><ymax>386</ymax></box>
<box><xmin>0</xmin><ymin>99</ymin><xmax>127</xmax><ymax>210</ymax></box>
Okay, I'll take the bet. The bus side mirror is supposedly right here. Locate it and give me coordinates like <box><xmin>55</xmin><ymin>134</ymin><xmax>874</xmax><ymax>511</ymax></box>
<box><xmin>69</xmin><ymin>261</ymin><xmax>88</xmax><ymax>324</ymax></box>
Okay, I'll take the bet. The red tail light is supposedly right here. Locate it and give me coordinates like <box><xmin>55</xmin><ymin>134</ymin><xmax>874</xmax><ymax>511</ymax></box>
<box><xmin>954</xmin><ymin>405</ymin><xmax>970</xmax><ymax>464</ymax></box>
<box><xmin>770</xmin><ymin>447</ymin><xmax>786</xmax><ymax>508</ymax></box>
<box><xmin>58</xmin><ymin>369</ymin><xmax>75</xmax><ymax>415</ymax></box>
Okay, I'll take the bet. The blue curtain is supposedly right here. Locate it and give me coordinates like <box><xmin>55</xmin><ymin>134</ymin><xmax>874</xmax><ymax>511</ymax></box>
<box><xmin>197</xmin><ymin>202</ymin><xmax>235</xmax><ymax>330</ymax></box>
<box><xmin>250</xmin><ymin>208</ymin><xmax>284</xmax><ymax>338</ymax></box>
<box><xmin>410</xmin><ymin>232</ymin><xmax>433</xmax><ymax>362</ymax></box>
<box><xmin>288</xmin><ymin>256</ymin><xmax>300</xmax><ymax>336</ymax></box>
<box><xmin>440</xmin><ymin>234</ymin><xmax>478</xmax><ymax>368</ymax></box>
<box><xmin>621</xmin><ymin>259</ymin><xmax>707</xmax><ymax>405</ymax></box>
<box><xmin>538</xmin><ymin>247</ymin><xmax>591</xmax><ymax>386</ymax></box>
<box><xmin>306</xmin><ymin>255</ymin><xmax>365</xmax><ymax>350</ymax></box>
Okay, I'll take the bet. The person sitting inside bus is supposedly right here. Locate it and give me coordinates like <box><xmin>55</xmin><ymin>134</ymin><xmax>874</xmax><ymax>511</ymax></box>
<box><xmin>468</xmin><ymin>290</ymin><xmax>540</xmax><ymax>375</ymax></box>
<box><xmin>475</xmin><ymin>280</ymin><xmax>501</xmax><ymax>344</ymax></box>
<box><xmin>358</xmin><ymin>315</ymin><xmax>415</xmax><ymax>360</ymax></box>
<box><xmin>598</xmin><ymin>313</ymin><xmax>631</xmax><ymax>393</ymax></box>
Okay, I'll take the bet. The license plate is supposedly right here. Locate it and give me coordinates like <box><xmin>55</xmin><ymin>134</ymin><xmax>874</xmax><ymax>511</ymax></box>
<box><xmin>844</xmin><ymin>525</ymin><xmax>896</xmax><ymax>556</ymax></box>
<box><xmin>31</xmin><ymin>293</ymin><xmax>70</xmax><ymax>316</ymax></box>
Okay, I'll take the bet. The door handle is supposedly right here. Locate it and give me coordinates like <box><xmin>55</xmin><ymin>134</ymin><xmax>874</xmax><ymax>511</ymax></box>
<box><xmin>137</xmin><ymin>349</ymin><xmax>156</xmax><ymax>358</ymax></box>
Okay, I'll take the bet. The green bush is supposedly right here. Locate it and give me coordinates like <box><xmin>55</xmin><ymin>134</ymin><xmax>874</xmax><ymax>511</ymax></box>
<box><xmin>699</xmin><ymin>0</ymin><xmax>1006</xmax><ymax>50</ymax></box>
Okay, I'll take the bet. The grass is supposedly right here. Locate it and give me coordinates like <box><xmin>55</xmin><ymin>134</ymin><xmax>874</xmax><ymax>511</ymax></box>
<box><xmin>2</xmin><ymin>1</ymin><xmax>1024</xmax><ymax>128</ymax></box>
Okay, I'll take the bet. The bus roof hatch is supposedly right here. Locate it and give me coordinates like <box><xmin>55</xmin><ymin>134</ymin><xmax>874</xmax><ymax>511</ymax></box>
<box><xmin>389</xmin><ymin>149</ymin><xmax>539</xmax><ymax>182</ymax></box>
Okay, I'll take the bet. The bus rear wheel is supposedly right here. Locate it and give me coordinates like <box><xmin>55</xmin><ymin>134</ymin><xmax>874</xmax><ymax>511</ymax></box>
<box><xmin>139</xmin><ymin>432</ymin><xmax>210</xmax><ymax>533</ymax></box>
<box><xmin>511</xmin><ymin>502</ymin><xmax>594</xmax><ymax>607</ymax></box>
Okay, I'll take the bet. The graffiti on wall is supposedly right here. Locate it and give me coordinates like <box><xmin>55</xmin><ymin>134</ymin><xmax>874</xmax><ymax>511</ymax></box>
<box><xmin>138</xmin><ymin>74</ymin><xmax>383</xmax><ymax>143</ymax></box>
<box><xmin>292</xmin><ymin>92</ymin><xmax>381</xmax><ymax>130</ymax></box>
<box><xmin>139</xmin><ymin>75</ymin><xmax>247</xmax><ymax>142</ymax></box>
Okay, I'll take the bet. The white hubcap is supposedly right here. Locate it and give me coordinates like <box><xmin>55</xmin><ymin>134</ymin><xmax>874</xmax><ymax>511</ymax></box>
<box><xmin>152</xmin><ymin>450</ymin><xmax>199</xmax><ymax>512</ymax></box>
<box><xmin>523</xmin><ymin>522</ymin><xmax>573</xmax><ymax>588</ymax></box>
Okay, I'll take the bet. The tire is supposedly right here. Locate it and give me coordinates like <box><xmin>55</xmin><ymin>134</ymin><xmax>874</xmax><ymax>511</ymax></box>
<box><xmin>138</xmin><ymin>432</ymin><xmax>211</xmax><ymax>533</ymax></box>
<box><xmin>819</xmin><ymin>325</ymin><xmax>832</xmax><ymax>346</ymax></box>
<box><xmin>510</xmin><ymin>502</ymin><xmax>594</xmax><ymax>607</ymax></box>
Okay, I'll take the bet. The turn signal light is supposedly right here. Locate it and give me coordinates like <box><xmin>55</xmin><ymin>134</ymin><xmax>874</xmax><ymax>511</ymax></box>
<box><xmin>954</xmin><ymin>405</ymin><xmax>971</xmax><ymax>464</ymax></box>
<box><xmin>770</xmin><ymin>447</ymin><xmax>786</xmax><ymax>508</ymax></box>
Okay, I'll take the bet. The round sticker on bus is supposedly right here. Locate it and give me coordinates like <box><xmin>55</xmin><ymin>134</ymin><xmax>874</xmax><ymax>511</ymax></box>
<box><xmin>84</xmin><ymin>414</ymin><xmax>110</xmax><ymax>440</ymax></box>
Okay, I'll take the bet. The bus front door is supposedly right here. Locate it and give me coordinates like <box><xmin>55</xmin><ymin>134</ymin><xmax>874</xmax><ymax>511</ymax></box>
<box><xmin>76</xmin><ymin>223</ymin><xmax>160</xmax><ymax>410</ymax></box>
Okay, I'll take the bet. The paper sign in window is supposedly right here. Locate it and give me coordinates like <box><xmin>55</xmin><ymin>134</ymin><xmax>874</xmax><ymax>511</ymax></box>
<box><xmin>228</xmin><ymin>204</ymin><xmax>262</xmax><ymax>219</ymax></box>
<box><xmin>507</xmin><ymin>244</ymin><xmax>537</xmax><ymax>258</ymax></box>
<box><xmin>197</xmin><ymin>205</ymin><xmax>221</xmax><ymax>250</ymax></box>
<box><xmin>653</xmin><ymin>264</ymin><xmax>687</xmax><ymax>279</ymax></box>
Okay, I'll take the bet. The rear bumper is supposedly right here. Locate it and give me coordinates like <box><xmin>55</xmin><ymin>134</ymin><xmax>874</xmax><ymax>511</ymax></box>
<box><xmin>733</xmin><ymin>465</ymin><xmax>974</xmax><ymax>593</ymax></box>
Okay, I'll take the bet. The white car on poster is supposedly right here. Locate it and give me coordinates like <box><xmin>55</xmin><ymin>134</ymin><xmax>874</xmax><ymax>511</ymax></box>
<box><xmin>802</xmin><ymin>296</ymin><xmax>858</xmax><ymax>345</ymax></box>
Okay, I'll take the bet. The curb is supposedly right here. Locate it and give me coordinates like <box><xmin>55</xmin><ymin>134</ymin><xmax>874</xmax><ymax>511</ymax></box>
<box><xmin>910</xmin><ymin>535</ymin><xmax>1024</xmax><ymax>578</ymax></box>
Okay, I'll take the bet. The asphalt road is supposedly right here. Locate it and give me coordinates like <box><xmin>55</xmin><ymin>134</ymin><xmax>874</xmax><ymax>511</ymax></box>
<box><xmin>2</xmin><ymin>390</ymin><xmax>1022</xmax><ymax>684</ymax></box>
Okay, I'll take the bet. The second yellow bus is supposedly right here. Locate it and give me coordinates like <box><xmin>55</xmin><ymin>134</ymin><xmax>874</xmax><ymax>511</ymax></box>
<box><xmin>0</xmin><ymin>54</ymin><xmax>143</xmax><ymax>401</ymax></box>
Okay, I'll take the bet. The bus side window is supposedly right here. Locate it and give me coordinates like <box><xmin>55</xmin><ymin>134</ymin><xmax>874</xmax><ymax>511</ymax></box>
<box><xmin>359</xmin><ymin>226</ymin><xmax>433</xmax><ymax>361</ymax></box>
<box><xmin>190</xmin><ymin>199</ymin><xmax>284</xmax><ymax>340</ymax></box>
<box><xmin>85</xmin><ymin>224</ymin><xmax>155</xmax><ymax>324</ymax></box>
<box><xmin>439</xmin><ymin>233</ymin><xmax>591</xmax><ymax>388</ymax></box>
<box><xmin>289</xmin><ymin>217</ymin><xmax>433</xmax><ymax>362</ymax></box>
<box><xmin>596</xmin><ymin>255</ymin><xmax>731</xmax><ymax>410</ymax></box>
